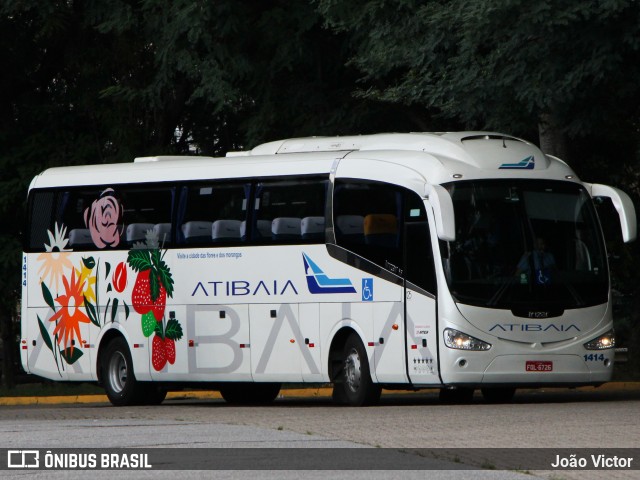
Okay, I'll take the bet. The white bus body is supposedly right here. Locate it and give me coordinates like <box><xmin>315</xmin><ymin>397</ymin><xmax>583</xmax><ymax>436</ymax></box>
<box><xmin>20</xmin><ymin>132</ymin><xmax>637</xmax><ymax>405</ymax></box>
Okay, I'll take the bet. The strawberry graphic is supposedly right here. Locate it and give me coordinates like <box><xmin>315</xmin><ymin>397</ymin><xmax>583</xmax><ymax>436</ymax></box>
<box><xmin>127</xmin><ymin>242</ymin><xmax>180</xmax><ymax>371</ymax></box>
<box><xmin>164</xmin><ymin>338</ymin><xmax>176</xmax><ymax>365</ymax></box>
<box><xmin>152</xmin><ymin>334</ymin><xmax>167</xmax><ymax>371</ymax></box>
<box><xmin>131</xmin><ymin>269</ymin><xmax>167</xmax><ymax>320</ymax></box>
<box><xmin>151</xmin><ymin>313</ymin><xmax>183</xmax><ymax>371</ymax></box>
<box><xmin>128</xmin><ymin>248</ymin><xmax>173</xmax><ymax>323</ymax></box>
<box><xmin>141</xmin><ymin>311</ymin><xmax>156</xmax><ymax>337</ymax></box>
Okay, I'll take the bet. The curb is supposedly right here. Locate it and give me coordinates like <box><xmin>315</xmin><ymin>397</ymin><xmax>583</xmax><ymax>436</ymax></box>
<box><xmin>1</xmin><ymin>382</ymin><xmax>638</xmax><ymax>407</ymax></box>
<box><xmin>0</xmin><ymin>387</ymin><xmax>335</xmax><ymax>406</ymax></box>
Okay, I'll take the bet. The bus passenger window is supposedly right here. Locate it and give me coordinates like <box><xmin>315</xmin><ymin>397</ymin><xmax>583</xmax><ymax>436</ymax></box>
<box><xmin>27</xmin><ymin>191</ymin><xmax>56</xmax><ymax>251</ymax></box>
<box><xmin>119</xmin><ymin>187</ymin><xmax>174</xmax><ymax>247</ymax></box>
<box><xmin>177</xmin><ymin>183</ymin><xmax>248</xmax><ymax>246</ymax></box>
<box><xmin>333</xmin><ymin>180</ymin><xmax>402</xmax><ymax>270</ymax></box>
<box><xmin>253</xmin><ymin>178</ymin><xmax>328</xmax><ymax>244</ymax></box>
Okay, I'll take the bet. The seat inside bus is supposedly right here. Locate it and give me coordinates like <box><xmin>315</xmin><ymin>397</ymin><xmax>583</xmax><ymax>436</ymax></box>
<box><xmin>212</xmin><ymin>219</ymin><xmax>242</xmax><ymax>242</ymax></box>
<box><xmin>182</xmin><ymin>221</ymin><xmax>213</xmax><ymax>243</ymax></box>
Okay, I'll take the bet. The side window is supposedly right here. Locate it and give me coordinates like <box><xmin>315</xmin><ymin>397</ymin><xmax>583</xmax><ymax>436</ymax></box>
<box><xmin>27</xmin><ymin>191</ymin><xmax>56</xmax><ymax>251</ymax></box>
<box><xmin>74</xmin><ymin>188</ymin><xmax>126</xmax><ymax>249</ymax></box>
<box><xmin>333</xmin><ymin>180</ymin><xmax>402</xmax><ymax>271</ymax></box>
<box><xmin>178</xmin><ymin>183</ymin><xmax>249</xmax><ymax>245</ymax></box>
<box><xmin>404</xmin><ymin>191</ymin><xmax>437</xmax><ymax>295</ymax></box>
<box><xmin>253</xmin><ymin>178</ymin><xmax>328</xmax><ymax>244</ymax></box>
<box><xmin>27</xmin><ymin>186</ymin><xmax>174</xmax><ymax>251</ymax></box>
<box><xmin>120</xmin><ymin>187</ymin><xmax>174</xmax><ymax>247</ymax></box>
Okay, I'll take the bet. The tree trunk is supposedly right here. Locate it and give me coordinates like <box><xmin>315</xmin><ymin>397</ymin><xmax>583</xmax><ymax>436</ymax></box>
<box><xmin>538</xmin><ymin>113</ymin><xmax>568</xmax><ymax>161</ymax></box>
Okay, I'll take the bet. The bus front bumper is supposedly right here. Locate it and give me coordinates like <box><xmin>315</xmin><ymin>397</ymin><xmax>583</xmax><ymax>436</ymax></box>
<box><xmin>441</xmin><ymin>353</ymin><xmax>614</xmax><ymax>386</ymax></box>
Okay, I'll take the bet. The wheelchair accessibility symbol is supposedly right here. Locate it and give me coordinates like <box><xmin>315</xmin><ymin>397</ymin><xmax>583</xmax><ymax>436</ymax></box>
<box><xmin>362</xmin><ymin>278</ymin><xmax>373</xmax><ymax>301</ymax></box>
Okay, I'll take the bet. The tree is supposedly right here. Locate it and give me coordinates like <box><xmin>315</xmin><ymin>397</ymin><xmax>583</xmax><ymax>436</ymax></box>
<box><xmin>317</xmin><ymin>0</ymin><xmax>640</xmax><ymax>159</ymax></box>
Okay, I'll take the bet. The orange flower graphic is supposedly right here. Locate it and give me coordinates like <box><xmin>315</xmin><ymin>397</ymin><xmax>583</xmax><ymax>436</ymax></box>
<box><xmin>49</xmin><ymin>270</ymin><xmax>90</xmax><ymax>353</ymax></box>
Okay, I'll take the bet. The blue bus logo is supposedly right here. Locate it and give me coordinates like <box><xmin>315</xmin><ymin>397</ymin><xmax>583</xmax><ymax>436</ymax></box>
<box><xmin>302</xmin><ymin>253</ymin><xmax>356</xmax><ymax>294</ymax></box>
<box><xmin>499</xmin><ymin>155</ymin><xmax>535</xmax><ymax>170</ymax></box>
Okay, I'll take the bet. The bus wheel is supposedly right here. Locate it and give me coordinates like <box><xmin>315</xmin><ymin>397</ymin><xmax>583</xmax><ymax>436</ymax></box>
<box><xmin>333</xmin><ymin>333</ymin><xmax>381</xmax><ymax>406</ymax></box>
<box><xmin>439</xmin><ymin>387</ymin><xmax>474</xmax><ymax>404</ymax></box>
<box><xmin>481</xmin><ymin>387</ymin><xmax>516</xmax><ymax>404</ymax></box>
<box><xmin>102</xmin><ymin>337</ymin><xmax>143</xmax><ymax>406</ymax></box>
<box><xmin>139</xmin><ymin>384</ymin><xmax>168</xmax><ymax>405</ymax></box>
<box><xmin>220</xmin><ymin>383</ymin><xmax>281</xmax><ymax>405</ymax></box>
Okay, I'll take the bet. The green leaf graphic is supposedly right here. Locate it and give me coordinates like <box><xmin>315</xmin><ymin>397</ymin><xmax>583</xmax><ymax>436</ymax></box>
<box><xmin>154</xmin><ymin>320</ymin><xmax>164</xmax><ymax>339</ymax></box>
<box><xmin>150</xmin><ymin>270</ymin><xmax>160</xmax><ymax>302</ymax></box>
<box><xmin>165</xmin><ymin>318</ymin><xmax>183</xmax><ymax>341</ymax></box>
<box><xmin>84</xmin><ymin>296</ymin><xmax>100</xmax><ymax>327</ymax></box>
<box><xmin>60</xmin><ymin>347</ymin><xmax>84</xmax><ymax>365</ymax></box>
<box><xmin>141</xmin><ymin>311</ymin><xmax>156</xmax><ymax>337</ymax></box>
<box><xmin>41</xmin><ymin>282</ymin><xmax>55</xmax><ymax>311</ymax></box>
<box><xmin>124</xmin><ymin>301</ymin><xmax>130</xmax><ymax>319</ymax></box>
<box><xmin>127</xmin><ymin>250</ymin><xmax>152</xmax><ymax>272</ymax></box>
<box><xmin>105</xmin><ymin>262</ymin><xmax>111</xmax><ymax>279</ymax></box>
<box><xmin>82</xmin><ymin>256</ymin><xmax>96</xmax><ymax>269</ymax></box>
<box><xmin>37</xmin><ymin>315</ymin><xmax>54</xmax><ymax>352</ymax></box>
<box><xmin>107</xmin><ymin>283</ymin><xmax>112</xmax><ymax>293</ymax></box>
<box><xmin>111</xmin><ymin>298</ymin><xmax>119</xmax><ymax>323</ymax></box>
<box><xmin>157</xmin><ymin>259</ymin><xmax>174</xmax><ymax>298</ymax></box>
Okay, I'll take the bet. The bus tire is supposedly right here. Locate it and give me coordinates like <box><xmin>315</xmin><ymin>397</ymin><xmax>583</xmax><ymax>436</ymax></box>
<box><xmin>101</xmin><ymin>337</ymin><xmax>143</xmax><ymax>406</ymax></box>
<box><xmin>481</xmin><ymin>387</ymin><xmax>516</xmax><ymax>403</ymax></box>
<box><xmin>333</xmin><ymin>333</ymin><xmax>381</xmax><ymax>406</ymax></box>
<box><xmin>139</xmin><ymin>384</ymin><xmax>168</xmax><ymax>405</ymax></box>
<box><xmin>220</xmin><ymin>383</ymin><xmax>281</xmax><ymax>405</ymax></box>
<box><xmin>439</xmin><ymin>387</ymin><xmax>474</xmax><ymax>404</ymax></box>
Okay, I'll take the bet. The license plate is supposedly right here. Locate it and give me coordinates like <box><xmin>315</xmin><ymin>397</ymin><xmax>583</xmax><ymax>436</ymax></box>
<box><xmin>525</xmin><ymin>360</ymin><xmax>553</xmax><ymax>372</ymax></box>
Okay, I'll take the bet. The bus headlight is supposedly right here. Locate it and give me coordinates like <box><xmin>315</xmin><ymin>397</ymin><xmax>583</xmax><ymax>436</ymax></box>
<box><xmin>444</xmin><ymin>328</ymin><xmax>491</xmax><ymax>351</ymax></box>
<box><xmin>584</xmin><ymin>330</ymin><xmax>615</xmax><ymax>350</ymax></box>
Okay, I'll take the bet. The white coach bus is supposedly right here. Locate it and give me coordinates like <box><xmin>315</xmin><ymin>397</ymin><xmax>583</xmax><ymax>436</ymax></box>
<box><xmin>20</xmin><ymin>132</ymin><xmax>637</xmax><ymax>406</ymax></box>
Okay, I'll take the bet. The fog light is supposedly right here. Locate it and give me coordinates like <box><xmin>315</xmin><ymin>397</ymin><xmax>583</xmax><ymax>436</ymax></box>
<box><xmin>444</xmin><ymin>328</ymin><xmax>491</xmax><ymax>351</ymax></box>
<box><xmin>584</xmin><ymin>330</ymin><xmax>615</xmax><ymax>350</ymax></box>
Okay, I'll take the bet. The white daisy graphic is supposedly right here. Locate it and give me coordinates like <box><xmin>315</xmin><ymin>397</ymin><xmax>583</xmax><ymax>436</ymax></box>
<box><xmin>37</xmin><ymin>222</ymin><xmax>73</xmax><ymax>294</ymax></box>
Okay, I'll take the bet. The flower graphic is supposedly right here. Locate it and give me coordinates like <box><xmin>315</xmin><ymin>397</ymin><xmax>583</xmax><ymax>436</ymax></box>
<box><xmin>84</xmin><ymin>188</ymin><xmax>123</xmax><ymax>248</ymax></box>
<box><xmin>49</xmin><ymin>269</ymin><xmax>90</xmax><ymax>354</ymax></box>
<box><xmin>75</xmin><ymin>262</ymin><xmax>97</xmax><ymax>304</ymax></box>
<box><xmin>37</xmin><ymin>222</ymin><xmax>73</xmax><ymax>294</ymax></box>
<box><xmin>112</xmin><ymin>261</ymin><xmax>128</xmax><ymax>293</ymax></box>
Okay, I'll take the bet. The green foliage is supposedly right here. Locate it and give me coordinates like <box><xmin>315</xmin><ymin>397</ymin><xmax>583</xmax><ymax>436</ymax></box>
<box><xmin>317</xmin><ymin>0</ymin><xmax>640</xmax><ymax>139</ymax></box>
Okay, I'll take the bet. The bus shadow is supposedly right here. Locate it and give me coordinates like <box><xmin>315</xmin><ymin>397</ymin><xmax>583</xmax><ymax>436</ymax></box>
<box><xmin>161</xmin><ymin>385</ymin><xmax>640</xmax><ymax>408</ymax></box>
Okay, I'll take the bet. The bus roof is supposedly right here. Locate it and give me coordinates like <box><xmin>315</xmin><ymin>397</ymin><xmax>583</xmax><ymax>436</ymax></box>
<box><xmin>29</xmin><ymin>132</ymin><xmax>578</xmax><ymax>190</ymax></box>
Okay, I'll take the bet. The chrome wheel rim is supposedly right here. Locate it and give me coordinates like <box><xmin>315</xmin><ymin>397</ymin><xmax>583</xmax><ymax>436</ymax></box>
<box><xmin>345</xmin><ymin>348</ymin><xmax>362</xmax><ymax>393</ymax></box>
<box><xmin>108</xmin><ymin>351</ymin><xmax>127</xmax><ymax>394</ymax></box>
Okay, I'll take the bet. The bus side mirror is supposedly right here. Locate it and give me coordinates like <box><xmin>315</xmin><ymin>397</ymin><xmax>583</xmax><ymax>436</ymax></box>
<box><xmin>591</xmin><ymin>183</ymin><xmax>637</xmax><ymax>243</ymax></box>
<box><xmin>425</xmin><ymin>184</ymin><xmax>455</xmax><ymax>242</ymax></box>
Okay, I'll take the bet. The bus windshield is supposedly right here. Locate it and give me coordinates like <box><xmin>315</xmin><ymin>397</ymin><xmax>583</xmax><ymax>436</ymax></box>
<box><xmin>440</xmin><ymin>180</ymin><xmax>608</xmax><ymax>309</ymax></box>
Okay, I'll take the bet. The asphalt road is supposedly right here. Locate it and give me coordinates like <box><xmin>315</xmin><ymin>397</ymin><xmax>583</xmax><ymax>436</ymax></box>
<box><xmin>1</xmin><ymin>386</ymin><xmax>639</xmax><ymax>480</ymax></box>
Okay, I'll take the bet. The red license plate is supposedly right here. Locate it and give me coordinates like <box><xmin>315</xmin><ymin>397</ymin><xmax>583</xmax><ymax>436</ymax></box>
<box><xmin>526</xmin><ymin>360</ymin><xmax>553</xmax><ymax>372</ymax></box>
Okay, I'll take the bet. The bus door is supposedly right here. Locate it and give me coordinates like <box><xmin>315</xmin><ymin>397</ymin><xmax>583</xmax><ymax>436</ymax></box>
<box><xmin>403</xmin><ymin>197</ymin><xmax>440</xmax><ymax>385</ymax></box>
